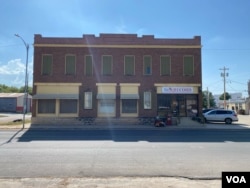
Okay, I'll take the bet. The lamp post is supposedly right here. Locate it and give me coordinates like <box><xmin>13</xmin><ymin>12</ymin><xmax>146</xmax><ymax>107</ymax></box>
<box><xmin>15</xmin><ymin>34</ymin><xmax>29</xmax><ymax>129</ymax></box>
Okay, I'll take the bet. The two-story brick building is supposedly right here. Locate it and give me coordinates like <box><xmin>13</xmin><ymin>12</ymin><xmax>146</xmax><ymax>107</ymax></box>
<box><xmin>32</xmin><ymin>34</ymin><xmax>202</xmax><ymax>124</ymax></box>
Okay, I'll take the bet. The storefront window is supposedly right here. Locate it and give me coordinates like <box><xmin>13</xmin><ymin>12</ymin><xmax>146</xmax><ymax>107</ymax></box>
<box><xmin>157</xmin><ymin>94</ymin><xmax>198</xmax><ymax>117</ymax></box>
<box><xmin>157</xmin><ymin>95</ymin><xmax>171</xmax><ymax>109</ymax></box>
<box><xmin>38</xmin><ymin>99</ymin><xmax>55</xmax><ymax>113</ymax></box>
<box><xmin>99</xmin><ymin>100</ymin><xmax>115</xmax><ymax>114</ymax></box>
<box><xmin>122</xmin><ymin>99</ymin><xmax>137</xmax><ymax>113</ymax></box>
<box><xmin>60</xmin><ymin>99</ymin><xmax>77</xmax><ymax>113</ymax></box>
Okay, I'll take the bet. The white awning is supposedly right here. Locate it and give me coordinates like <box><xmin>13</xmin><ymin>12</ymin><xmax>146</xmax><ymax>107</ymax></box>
<box><xmin>120</xmin><ymin>94</ymin><xmax>139</xmax><ymax>99</ymax></box>
<box><xmin>96</xmin><ymin>94</ymin><xmax>116</xmax><ymax>100</ymax></box>
<box><xmin>33</xmin><ymin>94</ymin><xmax>79</xmax><ymax>99</ymax></box>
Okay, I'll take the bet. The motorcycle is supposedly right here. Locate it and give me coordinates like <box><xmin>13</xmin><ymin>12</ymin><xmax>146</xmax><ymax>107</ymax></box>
<box><xmin>154</xmin><ymin>116</ymin><xmax>166</xmax><ymax>127</ymax></box>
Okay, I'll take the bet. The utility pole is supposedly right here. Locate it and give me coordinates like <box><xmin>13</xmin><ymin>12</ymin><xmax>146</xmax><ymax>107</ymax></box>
<box><xmin>15</xmin><ymin>34</ymin><xmax>29</xmax><ymax>129</ymax></box>
<box><xmin>220</xmin><ymin>66</ymin><xmax>229</xmax><ymax>109</ymax></box>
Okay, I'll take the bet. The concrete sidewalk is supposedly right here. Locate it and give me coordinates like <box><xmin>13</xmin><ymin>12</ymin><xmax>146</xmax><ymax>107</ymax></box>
<box><xmin>0</xmin><ymin>115</ymin><xmax>249</xmax><ymax>130</ymax></box>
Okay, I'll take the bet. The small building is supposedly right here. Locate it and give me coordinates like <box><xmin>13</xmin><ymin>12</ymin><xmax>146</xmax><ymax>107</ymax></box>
<box><xmin>0</xmin><ymin>93</ymin><xmax>32</xmax><ymax>113</ymax></box>
<box><xmin>214</xmin><ymin>93</ymin><xmax>249</xmax><ymax>114</ymax></box>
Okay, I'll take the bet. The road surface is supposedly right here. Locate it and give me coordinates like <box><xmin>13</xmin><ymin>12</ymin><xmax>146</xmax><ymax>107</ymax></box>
<box><xmin>1</xmin><ymin>129</ymin><xmax>250</xmax><ymax>179</ymax></box>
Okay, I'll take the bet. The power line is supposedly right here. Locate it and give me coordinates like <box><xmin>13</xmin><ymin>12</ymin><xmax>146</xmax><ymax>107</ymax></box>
<box><xmin>228</xmin><ymin>80</ymin><xmax>247</xmax><ymax>85</ymax></box>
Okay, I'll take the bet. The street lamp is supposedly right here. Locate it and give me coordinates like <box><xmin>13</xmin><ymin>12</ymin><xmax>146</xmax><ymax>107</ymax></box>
<box><xmin>15</xmin><ymin>34</ymin><xmax>29</xmax><ymax>129</ymax></box>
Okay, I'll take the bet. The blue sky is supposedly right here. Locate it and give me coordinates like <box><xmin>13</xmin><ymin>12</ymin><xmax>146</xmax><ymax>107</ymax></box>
<box><xmin>0</xmin><ymin>0</ymin><xmax>249</xmax><ymax>97</ymax></box>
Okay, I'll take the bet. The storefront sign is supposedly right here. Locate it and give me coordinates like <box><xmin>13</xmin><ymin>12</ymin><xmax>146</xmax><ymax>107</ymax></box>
<box><xmin>162</xmin><ymin>87</ymin><xmax>194</xmax><ymax>94</ymax></box>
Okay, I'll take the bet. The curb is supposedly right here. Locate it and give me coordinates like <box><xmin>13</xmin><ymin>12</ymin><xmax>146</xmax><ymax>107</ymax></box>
<box><xmin>1</xmin><ymin>123</ymin><xmax>249</xmax><ymax>130</ymax></box>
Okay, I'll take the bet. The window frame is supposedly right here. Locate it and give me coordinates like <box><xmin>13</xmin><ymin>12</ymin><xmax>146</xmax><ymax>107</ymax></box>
<box><xmin>41</xmin><ymin>54</ymin><xmax>53</xmax><ymax>75</ymax></box>
<box><xmin>102</xmin><ymin>55</ymin><xmax>113</xmax><ymax>75</ymax></box>
<box><xmin>65</xmin><ymin>54</ymin><xmax>76</xmax><ymax>75</ymax></box>
<box><xmin>183</xmin><ymin>55</ymin><xmax>194</xmax><ymax>76</ymax></box>
<box><xmin>85</xmin><ymin>55</ymin><xmax>93</xmax><ymax>76</ymax></box>
<box><xmin>160</xmin><ymin>55</ymin><xmax>171</xmax><ymax>76</ymax></box>
<box><xmin>124</xmin><ymin>55</ymin><xmax>135</xmax><ymax>76</ymax></box>
<box><xmin>143</xmin><ymin>55</ymin><xmax>152</xmax><ymax>75</ymax></box>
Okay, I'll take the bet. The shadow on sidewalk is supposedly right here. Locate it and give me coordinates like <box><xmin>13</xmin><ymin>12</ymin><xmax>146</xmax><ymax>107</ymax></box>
<box><xmin>17</xmin><ymin>127</ymin><xmax>250</xmax><ymax>143</ymax></box>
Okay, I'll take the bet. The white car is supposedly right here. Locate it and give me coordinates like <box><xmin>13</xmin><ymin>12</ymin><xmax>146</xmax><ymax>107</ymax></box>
<box><xmin>203</xmin><ymin>109</ymin><xmax>238</xmax><ymax>124</ymax></box>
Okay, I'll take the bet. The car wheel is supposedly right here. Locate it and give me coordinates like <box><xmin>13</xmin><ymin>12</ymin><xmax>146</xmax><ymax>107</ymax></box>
<box><xmin>225</xmin><ymin>118</ymin><xmax>232</xmax><ymax>124</ymax></box>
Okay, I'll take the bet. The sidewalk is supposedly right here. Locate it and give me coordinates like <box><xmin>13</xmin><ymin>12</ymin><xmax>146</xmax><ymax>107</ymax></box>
<box><xmin>0</xmin><ymin>115</ymin><xmax>249</xmax><ymax>130</ymax></box>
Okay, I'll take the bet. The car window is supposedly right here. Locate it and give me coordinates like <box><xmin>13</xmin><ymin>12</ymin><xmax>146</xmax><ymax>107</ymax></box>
<box><xmin>208</xmin><ymin>111</ymin><xmax>216</xmax><ymax>115</ymax></box>
<box><xmin>203</xmin><ymin>109</ymin><xmax>213</xmax><ymax>113</ymax></box>
<box><xmin>216</xmin><ymin>110</ymin><xmax>225</xmax><ymax>114</ymax></box>
<box><xmin>216</xmin><ymin>110</ymin><xmax>232</xmax><ymax>115</ymax></box>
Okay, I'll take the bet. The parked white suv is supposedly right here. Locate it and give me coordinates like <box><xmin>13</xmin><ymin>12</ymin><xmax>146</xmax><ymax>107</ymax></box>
<box><xmin>203</xmin><ymin>109</ymin><xmax>238</xmax><ymax>124</ymax></box>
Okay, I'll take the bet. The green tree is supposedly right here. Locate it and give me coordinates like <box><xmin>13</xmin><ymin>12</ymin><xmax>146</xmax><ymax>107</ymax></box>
<box><xmin>0</xmin><ymin>84</ymin><xmax>19</xmax><ymax>93</ymax></box>
<box><xmin>219</xmin><ymin>92</ymin><xmax>231</xmax><ymax>100</ymax></box>
<box><xmin>0</xmin><ymin>84</ymin><xmax>32</xmax><ymax>95</ymax></box>
<box><xmin>19</xmin><ymin>86</ymin><xmax>33</xmax><ymax>95</ymax></box>
<box><xmin>203</xmin><ymin>91</ymin><xmax>216</xmax><ymax>108</ymax></box>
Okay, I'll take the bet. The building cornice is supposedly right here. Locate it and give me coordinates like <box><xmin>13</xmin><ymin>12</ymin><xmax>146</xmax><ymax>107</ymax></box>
<box><xmin>34</xmin><ymin>44</ymin><xmax>202</xmax><ymax>49</ymax></box>
<box><xmin>34</xmin><ymin>82</ymin><xmax>82</xmax><ymax>86</ymax></box>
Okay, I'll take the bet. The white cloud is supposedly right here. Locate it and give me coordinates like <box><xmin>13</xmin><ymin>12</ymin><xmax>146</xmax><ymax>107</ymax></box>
<box><xmin>0</xmin><ymin>59</ymin><xmax>33</xmax><ymax>87</ymax></box>
<box><xmin>0</xmin><ymin>59</ymin><xmax>25</xmax><ymax>75</ymax></box>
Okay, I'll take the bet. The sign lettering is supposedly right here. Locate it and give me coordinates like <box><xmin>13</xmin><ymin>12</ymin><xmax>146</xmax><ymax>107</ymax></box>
<box><xmin>162</xmin><ymin>87</ymin><xmax>193</xmax><ymax>94</ymax></box>
<box><xmin>226</xmin><ymin>176</ymin><xmax>246</xmax><ymax>184</ymax></box>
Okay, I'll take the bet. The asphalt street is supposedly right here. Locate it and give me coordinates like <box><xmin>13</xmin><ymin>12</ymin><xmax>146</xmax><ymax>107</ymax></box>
<box><xmin>1</xmin><ymin>129</ymin><xmax>250</xmax><ymax>179</ymax></box>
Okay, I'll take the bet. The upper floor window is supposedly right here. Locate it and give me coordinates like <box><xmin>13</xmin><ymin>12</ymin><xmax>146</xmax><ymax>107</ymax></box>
<box><xmin>143</xmin><ymin>56</ymin><xmax>152</xmax><ymax>75</ymax></box>
<box><xmin>124</xmin><ymin>55</ymin><xmax>135</xmax><ymax>75</ymax></box>
<box><xmin>85</xmin><ymin>55</ymin><xmax>93</xmax><ymax>76</ymax></box>
<box><xmin>42</xmin><ymin>54</ymin><xmax>52</xmax><ymax>75</ymax></box>
<box><xmin>183</xmin><ymin>56</ymin><xmax>194</xmax><ymax>76</ymax></box>
<box><xmin>160</xmin><ymin>55</ymin><xmax>171</xmax><ymax>76</ymax></box>
<box><xmin>102</xmin><ymin>55</ymin><xmax>112</xmax><ymax>75</ymax></box>
<box><xmin>65</xmin><ymin>55</ymin><xmax>76</xmax><ymax>75</ymax></box>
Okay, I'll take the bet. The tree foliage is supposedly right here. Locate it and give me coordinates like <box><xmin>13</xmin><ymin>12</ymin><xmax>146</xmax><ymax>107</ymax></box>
<box><xmin>219</xmin><ymin>92</ymin><xmax>231</xmax><ymax>100</ymax></box>
<box><xmin>0</xmin><ymin>84</ymin><xmax>32</xmax><ymax>95</ymax></box>
<box><xmin>203</xmin><ymin>91</ymin><xmax>216</xmax><ymax>108</ymax></box>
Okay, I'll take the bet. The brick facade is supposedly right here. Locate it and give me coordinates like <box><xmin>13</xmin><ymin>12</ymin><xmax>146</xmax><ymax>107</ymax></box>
<box><xmin>33</xmin><ymin>34</ymin><xmax>202</xmax><ymax>120</ymax></box>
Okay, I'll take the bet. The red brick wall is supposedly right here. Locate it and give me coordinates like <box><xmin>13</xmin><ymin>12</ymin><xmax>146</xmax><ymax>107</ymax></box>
<box><xmin>33</xmin><ymin>34</ymin><xmax>202</xmax><ymax>118</ymax></box>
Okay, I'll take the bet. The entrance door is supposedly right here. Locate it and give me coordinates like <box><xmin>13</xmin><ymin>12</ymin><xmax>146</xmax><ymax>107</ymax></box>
<box><xmin>177</xmin><ymin>95</ymin><xmax>186</xmax><ymax>116</ymax></box>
